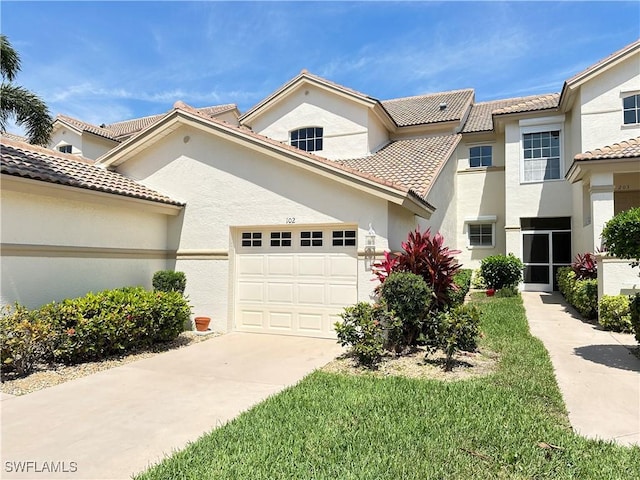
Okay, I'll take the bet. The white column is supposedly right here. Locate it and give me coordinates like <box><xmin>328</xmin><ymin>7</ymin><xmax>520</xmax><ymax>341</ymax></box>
<box><xmin>590</xmin><ymin>172</ymin><xmax>614</xmax><ymax>251</ymax></box>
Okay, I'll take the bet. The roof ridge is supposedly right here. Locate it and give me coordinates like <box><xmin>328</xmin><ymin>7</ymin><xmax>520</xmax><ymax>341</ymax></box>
<box><xmin>382</xmin><ymin>88</ymin><xmax>475</xmax><ymax>103</ymax></box>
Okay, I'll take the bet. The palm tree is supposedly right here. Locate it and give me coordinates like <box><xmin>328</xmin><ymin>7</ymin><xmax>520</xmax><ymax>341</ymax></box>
<box><xmin>1</xmin><ymin>35</ymin><xmax>53</xmax><ymax>146</ymax></box>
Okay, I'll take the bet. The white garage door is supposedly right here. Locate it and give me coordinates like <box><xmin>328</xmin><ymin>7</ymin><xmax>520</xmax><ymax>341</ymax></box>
<box><xmin>234</xmin><ymin>225</ymin><xmax>358</xmax><ymax>338</ymax></box>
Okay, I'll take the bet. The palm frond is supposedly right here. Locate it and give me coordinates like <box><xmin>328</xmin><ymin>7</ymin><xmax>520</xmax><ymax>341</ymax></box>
<box><xmin>1</xmin><ymin>83</ymin><xmax>53</xmax><ymax>146</ymax></box>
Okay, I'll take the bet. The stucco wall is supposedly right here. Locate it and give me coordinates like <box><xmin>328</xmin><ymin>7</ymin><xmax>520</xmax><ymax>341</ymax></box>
<box><xmin>49</xmin><ymin>128</ymin><xmax>83</xmax><ymax>156</ymax></box>
<box><xmin>246</xmin><ymin>84</ymin><xmax>385</xmax><ymax>160</ymax></box>
<box><xmin>597</xmin><ymin>256</ymin><xmax>640</xmax><ymax>298</ymax></box>
<box><xmin>580</xmin><ymin>52</ymin><xmax>640</xmax><ymax>151</ymax></box>
<box><xmin>1</xmin><ymin>185</ymin><xmax>172</xmax><ymax>308</ymax></box>
<box><xmin>117</xmin><ymin>125</ymin><xmax>394</xmax><ymax>329</ymax></box>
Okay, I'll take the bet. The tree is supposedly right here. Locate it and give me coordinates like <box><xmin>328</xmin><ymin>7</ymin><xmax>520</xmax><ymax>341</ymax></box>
<box><xmin>0</xmin><ymin>35</ymin><xmax>53</xmax><ymax>146</ymax></box>
<box><xmin>601</xmin><ymin>207</ymin><xmax>640</xmax><ymax>268</ymax></box>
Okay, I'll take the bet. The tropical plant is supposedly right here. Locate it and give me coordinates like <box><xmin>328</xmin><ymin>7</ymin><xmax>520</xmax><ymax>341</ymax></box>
<box><xmin>598</xmin><ymin>295</ymin><xmax>633</xmax><ymax>333</ymax></box>
<box><xmin>425</xmin><ymin>304</ymin><xmax>481</xmax><ymax>371</ymax></box>
<box><xmin>0</xmin><ymin>34</ymin><xmax>53</xmax><ymax>145</ymax></box>
<box><xmin>601</xmin><ymin>207</ymin><xmax>640</xmax><ymax>268</ymax></box>
<box><xmin>373</xmin><ymin>228</ymin><xmax>461</xmax><ymax>309</ymax></box>
<box><xmin>335</xmin><ymin>302</ymin><xmax>391</xmax><ymax>367</ymax></box>
<box><xmin>572</xmin><ymin>252</ymin><xmax>597</xmax><ymax>280</ymax></box>
<box><xmin>480</xmin><ymin>254</ymin><xmax>524</xmax><ymax>290</ymax></box>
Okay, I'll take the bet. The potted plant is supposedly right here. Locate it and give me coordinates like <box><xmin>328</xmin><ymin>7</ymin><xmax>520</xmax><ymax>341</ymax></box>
<box><xmin>194</xmin><ymin>316</ymin><xmax>211</xmax><ymax>332</ymax></box>
<box><xmin>486</xmin><ymin>288</ymin><xmax>496</xmax><ymax>297</ymax></box>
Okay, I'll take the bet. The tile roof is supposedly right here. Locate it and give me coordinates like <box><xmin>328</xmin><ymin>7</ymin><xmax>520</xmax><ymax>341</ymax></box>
<box><xmin>1</xmin><ymin>132</ymin><xmax>27</xmax><ymax>143</ymax></box>
<box><xmin>55</xmin><ymin>104</ymin><xmax>238</xmax><ymax>142</ymax></box>
<box><xmin>334</xmin><ymin>134</ymin><xmax>461</xmax><ymax>198</ymax></box>
<box><xmin>565</xmin><ymin>39</ymin><xmax>640</xmax><ymax>87</ymax></box>
<box><xmin>462</xmin><ymin>93</ymin><xmax>559</xmax><ymax>133</ymax></box>
<box><xmin>492</xmin><ymin>93</ymin><xmax>560</xmax><ymax>116</ymax></box>
<box><xmin>1</xmin><ymin>138</ymin><xmax>184</xmax><ymax>207</ymax></box>
<box><xmin>574</xmin><ymin>136</ymin><xmax>640</xmax><ymax>161</ymax></box>
<box><xmin>381</xmin><ymin>89</ymin><xmax>474</xmax><ymax>127</ymax></box>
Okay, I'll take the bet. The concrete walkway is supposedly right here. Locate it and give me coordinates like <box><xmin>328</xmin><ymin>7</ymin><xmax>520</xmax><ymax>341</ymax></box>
<box><xmin>1</xmin><ymin>333</ymin><xmax>344</xmax><ymax>479</ymax></box>
<box><xmin>523</xmin><ymin>292</ymin><xmax>640</xmax><ymax>446</ymax></box>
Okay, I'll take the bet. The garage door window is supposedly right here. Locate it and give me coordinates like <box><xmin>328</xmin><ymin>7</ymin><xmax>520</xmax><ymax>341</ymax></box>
<box><xmin>301</xmin><ymin>231</ymin><xmax>323</xmax><ymax>247</ymax></box>
<box><xmin>241</xmin><ymin>232</ymin><xmax>262</xmax><ymax>247</ymax></box>
<box><xmin>270</xmin><ymin>231</ymin><xmax>292</xmax><ymax>247</ymax></box>
<box><xmin>332</xmin><ymin>230</ymin><xmax>356</xmax><ymax>246</ymax></box>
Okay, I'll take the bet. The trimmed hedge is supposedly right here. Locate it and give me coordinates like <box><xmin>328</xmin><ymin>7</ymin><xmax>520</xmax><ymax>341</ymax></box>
<box><xmin>152</xmin><ymin>270</ymin><xmax>187</xmax><ymax>294</ymax></box>
<box><xmin>448</xmin><ymin>269</ymin><xmax>473</xmax><ymax>307</ymax></box>
<box><xmin>557</xmin><ymin>267</ymin><xmax>598</xmax><ymax>319</ymax></box>
<box><xmin>1</xmin><ymin>287</ymin><xmax>191</xmax><ymax>374</ymax></box>
<box><xmin>598</xmin><ymin>295</ymin><xmax>633</xmax><ymax>333</ymax></box>
<box><xmin>480</xmin><ymin>254</ymin><xmax>524</xmax><ymax>290</ymax></box>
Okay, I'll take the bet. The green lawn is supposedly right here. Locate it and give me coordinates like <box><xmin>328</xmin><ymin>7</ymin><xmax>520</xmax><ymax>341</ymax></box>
<box><xmin>136</xmin><ymin>295</ymin><xmax>639</xmax><ymax>480</ymax></box>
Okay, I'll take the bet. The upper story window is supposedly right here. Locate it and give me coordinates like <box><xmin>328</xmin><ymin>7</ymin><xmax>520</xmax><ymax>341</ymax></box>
<box><xmin>522</xmin><ymin>130</ymin><xmax>561</xmax><ymax>182</ymax></box>
<box><xmin>58</xmin><ymin>144</ymin><xmax>72</xmax><ymax>154</ymax></box>
<box><xmin>291</xmin><ymin>127</ymin><xmax>323</xmax><ymax>152</ymax></box>
<box><xmin>469</xmin><ymin>146</ymin><xmax>492</xmax><ymax>167</ymax></box>
<box><xmin>623</xmin><ymin>94</ymin><xmax>640</xmax><ymax>125</ymax></box>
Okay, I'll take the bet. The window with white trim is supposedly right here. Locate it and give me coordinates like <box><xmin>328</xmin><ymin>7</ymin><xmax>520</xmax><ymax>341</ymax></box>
<box><xmin>469</xmin><ymin>145</ymin><xmax>492</xmax><ymax>167</ymax></box>
<box><xmin>522</xmin><ymin>130</ymin><xmax>561</xmax><ymax>182</ymax></box>
<box><xmin>623</xmin><ymin>94</ymin><xmax>640</xmax><ymax>125</ymax></box>
<box><xmin>468</xmin><ymin>224</ymin><xmax>493</xmax><ymax>247</ymax></box>
<box><xmin>332</xmin><ymin>230</ymin><xmax>356</xmax><ymax>246</ymax></box>
<box><xmin>241</xmin><ymin>232</ymin><xmax>262</xmax><ymax>247</ymax></box>
<box><xmin>290</xmin><ymin>127</ymin><xmax>323</xmax><ymax>152</ymax></box>
<box><xmin>270</xmin><ymin>232</ymin><xmax>292</xmax><ymax>247</ymax></box>
<box><xmin>301</xmin><ymin>231</ymin><xmax>323</xmax><ymax>247</ymax></box>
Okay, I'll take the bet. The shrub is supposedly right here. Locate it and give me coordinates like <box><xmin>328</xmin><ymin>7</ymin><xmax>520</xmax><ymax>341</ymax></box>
<box><xmin>425</xmin><ymin>304</ymin><xmax>481</xmax><ymax>371</ymax></box>
<box><xmin>379</xmin><ymin>272</ymin><xmax>433</xmax><ymax>351</ymax></box>
<box><xmin>152</xmin><ymin>270</ymin><xmax>187</xmax><ymax>294</ymax></box>
<box><xmin>572</xmin><ymin>252</ymin><xmax>597</xmax><ymax>280</ymax></box>
<box><xmin>495</xmin><ymin>286</ymin><xmax>520</xmax><ymax>298</ymax></box>
<box><xmin>373</xmin><ymin>228</ymin><xmax>461</xmax><ymax>309</ymax></box>
<box><xmin>448</xmin><ymin>269</ymin><xmax>473</xmax><ymax>307</ymax></box>
<box><xmin>557</xmin><ymin>267</ymin><xmax>598</xmax><ymax>319</ymax></box>
<box><xmin>0</xmin><ymin>305</ymin><xmax>55</xmax><ymax>376</ymax></box>
<box><xmin>470</xmin><ymin>269</ymin><xmax>486</xmax><ymax>289</ymax></box>
<box><xmin>43</xmin><ymin>287</ymin><xmax>191</xmax><ymax>364</ymax></box>
<box><xmin>630</xmin><ymin>293</ymin><xmax>640</xmax><ymax>343</ymax></box>
<box><xmin>480</xmin><ymin>254</ymin><xmax>524</xmax><ymax>290</ymax></box>
<box><xmin>335</xmin><ymin>302</ymin><xmax>391</xmax><ymax>367</ymax></box>
<box><xmin>601</xmin><ymin>207</ymin><xmax>640</xmax><ymax>267</ymax></box>
<box><xmin>598</xmin><ymin>295</ymin><xmax>633</xmax><ymax>333</ymax></box>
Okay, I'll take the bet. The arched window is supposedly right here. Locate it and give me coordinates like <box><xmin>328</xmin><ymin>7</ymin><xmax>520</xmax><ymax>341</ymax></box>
<box><xmin>290</xmin><ymin>127</ymin><xmax>323</xmax><ymax>152</ymax></box>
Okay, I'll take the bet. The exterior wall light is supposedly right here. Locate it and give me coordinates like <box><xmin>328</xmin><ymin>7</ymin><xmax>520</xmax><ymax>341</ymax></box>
<box><xmin>365</xmin><ymin>224</ymin><xmax>376</xmax><ymax>271</ymax></box>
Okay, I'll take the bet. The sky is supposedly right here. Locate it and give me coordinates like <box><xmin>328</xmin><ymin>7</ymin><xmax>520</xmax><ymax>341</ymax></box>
<box><xmin>2</xmin><ymin>1</ymin><xmax>639</xmax><ymax>130</ymax></box>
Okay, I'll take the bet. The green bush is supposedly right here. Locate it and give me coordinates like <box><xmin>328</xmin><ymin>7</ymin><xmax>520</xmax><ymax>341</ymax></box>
<box><xmin>152</xmin><ymin>270</ymin><xmax>187</xmax><ymax>294</ymax></box>
<box><xmin>480</xmin><ymin>254</ymin><xmax>524</xmax><ymax>290</ymax></box>
<box><xmin>601</xmin><ymin>207</ymin><xmax>640</xmax><ymax>267</ymax></box>
<box><xmin>335</xmin><ymin>302</ymin><xmax>392</xmax><ymax>367</ymax></box>
<box><xmin>0</xmin><ymin>305</ymin><xmax>55</xmax><ymax>376</ymax></box>
<box><xmin>470</xmin><ymin>269</ymin><xmax>486</xmax><ymax>289</ymax></box>
<box><xmin>630</xmin><ymin>293</ymin><xmax>640</xmax><ymax>343</ymax></box>
<box><xmin>448</xmin><ymin>269</ymin><xmax>473</xmax><ymax>307</ymax></box>
<box><xmin>425</xmin><ymin>304</ymin><xmax>481</xmax><ymax>371</ymax></box>
<box><xmin>557</xmin><ymin>267</ymin><xmax>598</xmax><ymax>319</ymax></box>
<box><xmin>598</xmin><ymin>295</ymin><xmax>633</xmax><ymax>333</ymax></box>
<box><xmin>379</xmin><ymin>271</ymin><xmax>432</xmax><ymax>350</ymax></box>
<box><xmin>495</xmin><ymin>286</ymin><xmax>520</xmax><ymax>298</ymax></box>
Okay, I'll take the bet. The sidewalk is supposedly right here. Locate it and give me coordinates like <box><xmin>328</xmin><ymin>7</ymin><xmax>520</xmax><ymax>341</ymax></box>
<box><xmin>1</xmin><ymin>333</ymin><xmax>344</xmax><ymax>479</ymax></box>
<box><xmin>522</xmin><ymin>292</ymin><xmax>640</xmax><ymax>446</ymax></box>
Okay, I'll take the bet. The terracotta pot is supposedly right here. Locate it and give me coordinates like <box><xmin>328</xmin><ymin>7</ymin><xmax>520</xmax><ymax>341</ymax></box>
<box><xmin>194</xmin><ymin>316</ymin><xmax>211</xmax><ymax>332</ymax></box>
<box><xmin>486</xmin><ymin>289</ymin><xmax>496</xmax><ymax>297</ymax></box>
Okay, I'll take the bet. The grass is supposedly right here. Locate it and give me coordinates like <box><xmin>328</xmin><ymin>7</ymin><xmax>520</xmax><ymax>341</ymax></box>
<box><xmin>135</xmin><ymin>295</ymin><xmax>639</xmax><ymax>479</ymax></box>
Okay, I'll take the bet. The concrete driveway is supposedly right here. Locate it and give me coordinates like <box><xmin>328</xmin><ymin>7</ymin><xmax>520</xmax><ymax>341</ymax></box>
<box><xmin>1</xmin><ymin>333</ymin><xmax>344</xmax><ymax>479</ymax></box>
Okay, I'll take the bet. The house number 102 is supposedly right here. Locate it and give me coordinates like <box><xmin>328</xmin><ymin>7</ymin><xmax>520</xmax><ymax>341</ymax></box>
<box><xmin>286</xmin><ymin>217</ymin><xmax>296</xmax><ymax>224</ymax></box>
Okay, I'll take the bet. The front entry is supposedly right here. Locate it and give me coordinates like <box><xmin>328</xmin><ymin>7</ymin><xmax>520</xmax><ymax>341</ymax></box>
<box><xmin>521</xmin><ymin>217</ymin><xmax>571</xmax><ymax>291</ymax></box>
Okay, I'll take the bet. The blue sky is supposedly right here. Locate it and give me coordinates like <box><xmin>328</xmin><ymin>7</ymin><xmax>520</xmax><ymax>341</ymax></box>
<box><xmin>2</xmin><ymin>1</ymin><xmax>639</xmax><ymax>128</ymax></box>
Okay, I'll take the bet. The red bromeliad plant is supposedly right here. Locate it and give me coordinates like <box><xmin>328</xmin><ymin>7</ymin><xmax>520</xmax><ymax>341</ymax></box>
<box><xmin>372</xmin><ymin>228</ymin><xmax>462</xmax><ymax>309</ymax></box>
<box><xmin>572</xmin><ymin>252</ymin><xmax>597</xmax><ymax>280</ymax></box>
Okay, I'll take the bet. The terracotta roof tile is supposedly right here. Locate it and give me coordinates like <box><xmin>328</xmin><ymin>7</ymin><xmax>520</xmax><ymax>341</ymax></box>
<box><xmin>335</xmin><ymin>134</ymin><xmax>461</xmax><ymax>198</ymax></box>
<box><xmin>492</xmin><ymin>93</ymin><xmax>560</xmax><ymax>116</ymax></box>
<box><xmin>1</xmin><ymin>137</ymin><xmax>183</xmax><ymax>206</ymax></box>
<box><xmin>565</xmin><ymin>39</ymin><xmax>640</xmax><ymax>87</ymax></box>
<box><xmin>463</xmin><ymin>94</ymin><xmax>558</xmax><ymax>133</ymax></box>
<box><xmin>1</xmin><ymin>132</ymin><xmax>27</xmax><ymax>143</ymax></box>
<box><xmin>56</xmin><ymin>114</ymin><xmax>119</xmax><ymax>141</ymax></box>
<box><xmin>574</xmin><ymin>137</ymin><xmax>640</xmax><ymax>161</ymax></box>
<box><xmin>382</xmin><ymin>89</ymin><xmax>474</xmax><ymax>127</ymax></box>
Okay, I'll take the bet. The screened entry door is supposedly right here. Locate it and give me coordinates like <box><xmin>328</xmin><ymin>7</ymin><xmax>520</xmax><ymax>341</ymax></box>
<box><xmin>521</xmin><ymin>218</ymin><xmax>571</xmax><ymax>291</ymax></box>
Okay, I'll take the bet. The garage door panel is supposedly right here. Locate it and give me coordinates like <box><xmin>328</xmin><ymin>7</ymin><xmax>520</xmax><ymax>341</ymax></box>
<box><xmin>298</xmin><ymin>284</ymin><xmax>325</xmax><ymax>305</ymax></box>
<box><xmin>268</xmin><ymin>312</ymin><xmax>293</xmax><ymax>329</ymax></box>
<box><xmin>299</xmin><ymin>313</ymin><xmax>323</xmax><ymax>332</ymax></box>
<box><xmin>237</xmin><ymin>282</ymin><xmax>264</xmax><ymax>302</ymax></box>
<box><xmin>329</xmin><ymin>255</ymin><xmax>358</xmax><ymax>277</ymax></box>
<box><xmin>329</xmin><ymin>284</ymin><xmax>358</xmax><ymax>306</ymax></box>
<box><xmin>268</xmin><ymin>255</ymin><xmax>295</xmax><ymax>275</ymax></box>
<box><xmin>238</xmin><ymin>256</ymin><xmax>264</xmax><ymax>275</ymax></box>
<box><xmin>298</xmin><ymin>256</ymin><xmax>326</xmax><ymax>276</ymax></box>
<box><xmin>240</xmin><ymin>310</ymin><xmax>264</xmax><ymax>327</ymax></box>
<box><xmin>267</xmin><ymin>283</ymin><xmax>294</xmax><ymax>303</ymax></box>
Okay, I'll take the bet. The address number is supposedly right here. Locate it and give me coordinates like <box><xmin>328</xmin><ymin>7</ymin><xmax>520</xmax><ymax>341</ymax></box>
<box><xmin>286</xmin><ymin>217</ymin><xmax>296</xmax><ymax>224</ymax></box>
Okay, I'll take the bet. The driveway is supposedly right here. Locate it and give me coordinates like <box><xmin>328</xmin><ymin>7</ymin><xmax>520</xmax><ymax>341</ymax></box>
<box><xmin>1</xmin><ymin>333</ymin><xmax>344</xmax><ymax>479</ymax></box>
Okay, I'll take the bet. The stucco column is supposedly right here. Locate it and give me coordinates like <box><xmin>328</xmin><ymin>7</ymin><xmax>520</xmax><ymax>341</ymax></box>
<box><xmin>590</xmin><ymin>172</ymin><xmax>614</xmax><ymax>251</ymax></box>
